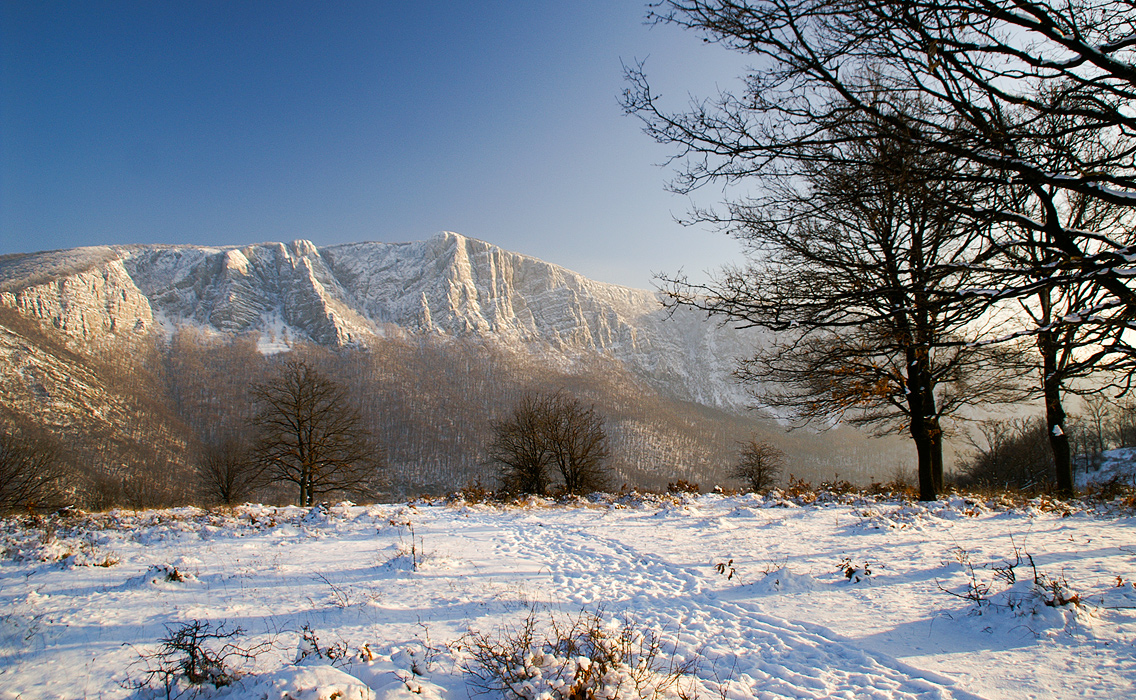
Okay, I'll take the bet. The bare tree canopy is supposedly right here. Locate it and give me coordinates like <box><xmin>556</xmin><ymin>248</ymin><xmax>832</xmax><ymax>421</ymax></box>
<box><xmin>251</xmin><ymin>359</ymin><xmax>385</xmax><ymax>506</ymax></box>
<box><xmin>488</xmin><ymin>392</ymin><xmax>554</xmax><ymax>496</ymax></box>
<box><xmin>196</xmin><ymin>436</ymin><xmax>264</xmax><ymax>506</ymax></box>
<box><xmin>488</xmin><ymin>391</ymin><xmax>611</xmax><ymax>496</ymax></box>
<box><xmin>731</xmin><ymin>438</ymin><xmax>785</xmax><ymax>492</ymax></box>
<box><xmin>623</xmin><ymin>0</ymin><xmax>1136</xmax><ymax>498</ymax></box>
<box><xmin>626</xmin><ymin>0</ymin><xmax>1136</xmax><ymax>335</ymax></box>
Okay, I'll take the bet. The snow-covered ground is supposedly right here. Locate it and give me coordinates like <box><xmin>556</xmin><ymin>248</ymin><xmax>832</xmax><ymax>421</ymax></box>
<box><xmin>1078</xmin><ymin>448</ymin><xmax>1136</xmax><ymax>489</ymax></box>
<box><xmin>2</xmin><ymin>492</ymin><xmax>1134</xmax><ymax>699</ymax></box>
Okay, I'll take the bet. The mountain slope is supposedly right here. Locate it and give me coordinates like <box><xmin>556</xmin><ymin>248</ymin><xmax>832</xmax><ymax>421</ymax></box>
<box><xmin>2</xmin><ymin>232</ymin><xmax>761</xmax><ymax>409</ymax></box>
<box><xmin>1</xmin><ymin>233</ymin><xmax>904</xmax><ymax>502</ymax></box>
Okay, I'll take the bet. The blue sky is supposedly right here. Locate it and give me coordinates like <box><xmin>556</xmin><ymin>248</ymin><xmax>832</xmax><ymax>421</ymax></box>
<box><xmin>0</xmin><ymin>1</ymin><xmax>746</xmax><ymax>289</ymax></box>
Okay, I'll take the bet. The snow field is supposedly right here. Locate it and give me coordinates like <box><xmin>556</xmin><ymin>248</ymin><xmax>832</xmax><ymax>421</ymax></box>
<box><xmin>1</xmin><ymin>494</ymin><xmax>1134</xmax><ymax>699</ymax></box>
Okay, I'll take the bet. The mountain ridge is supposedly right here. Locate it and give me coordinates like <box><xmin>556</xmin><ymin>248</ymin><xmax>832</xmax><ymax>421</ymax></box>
<box><xmin>0</xmin><ymin>231</ymin><xmax>762</xmax><ymax>410</ymax></box>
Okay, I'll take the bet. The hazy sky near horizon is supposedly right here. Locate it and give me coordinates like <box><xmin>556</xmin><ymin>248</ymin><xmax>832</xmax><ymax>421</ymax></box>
<box><xmin>1</xmin><ymin>1</ymin><xmax>750</xmax><ymax>290</ymax></box>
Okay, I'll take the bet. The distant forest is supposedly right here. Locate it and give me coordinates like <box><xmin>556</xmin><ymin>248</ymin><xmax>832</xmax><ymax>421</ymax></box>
<box><xmin>0</xmin><ymin>303</ymin><xmax>915</xmax><ymax>511</ymax></box>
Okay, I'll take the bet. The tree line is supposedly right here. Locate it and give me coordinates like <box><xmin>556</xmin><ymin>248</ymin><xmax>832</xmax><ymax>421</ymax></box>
<box><xmin>623</xmin><ymin>0</ymin><xmax>1136</xmax><ymax>499</ymax></box>
<box><xmin>8</xmin><ymin>319</ymin><xmax>864</xmax><ymax>512</ymax></box>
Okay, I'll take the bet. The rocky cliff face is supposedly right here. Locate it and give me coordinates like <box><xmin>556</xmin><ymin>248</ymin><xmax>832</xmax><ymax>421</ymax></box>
<box><xmin>0</xmin><ymin>232</ymin><xmax>763</xmax><ymax>410</ymax></box>
<box><xmin>0</xmin><ymin>251</ymin><xmax>154</xmax><ymax>347</ymax></box>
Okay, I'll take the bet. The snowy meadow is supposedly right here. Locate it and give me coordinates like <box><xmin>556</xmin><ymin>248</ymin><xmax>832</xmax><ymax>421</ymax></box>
<box><xmin>1</xmin><ymin>491</ymin><xmax>1134</xmax><ymax>700</ymax></box>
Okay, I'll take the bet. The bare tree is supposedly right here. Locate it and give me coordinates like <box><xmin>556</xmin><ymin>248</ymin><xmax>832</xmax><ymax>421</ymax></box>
<box><xmin>1080</xmin><ymin>395</ymin><xmax>1113</xmax><ymax>459</ymax></box>
<box><xmin>543</xmin><ymin>392</ymin><xmax>611</xmax><ymax>495</ymax></box>
<box><xmin>1112</xmin><ymin>400</ymin><xmax>1136</xmax><ymax>449</ymax></box>
<box><xmin>0</xmin><ymin>424</ymin><xmax>68</xmax><ymax>513</ymax></box>
<box><xmin>488</xmin><ymin>392</ymin><xmax>555</xmax><ymax>495</ymax></box>
<box><xmin>623</xmin><ymin>0</ymin><xmax>1136</xmax><ymax>497</ymax></box>
<box><xmin>251</xmin><ymin>359</ymin><xmax>385</xmax><ymax>506</ymax></box>
<box><xmin>197</xmin><ymin>436</ymin><xmax>264</xmax><ymax>506</ymax></box>
<box><xmin>659</xmin><ymin>118</ymin><xmax>1024</xmax><ymax>499</ymax></box>
<box><xmin>488</xmin><ymin>391</ymin><xmax>611</xmax><ymax>495</ymax></box>
<box><xmin>731</xmin><ymin>439</ymin><xmax>784</xmax><ymax>492</ymax></box>
<box><xmin>626</xmin><ymin>1</ymin><xmax>1136</xmax><ymax>324</ymax></box>
<box><xmin>959</xmin><ymin>418</ymin><xmax>1055</xmax><ymax>492</ymax></box>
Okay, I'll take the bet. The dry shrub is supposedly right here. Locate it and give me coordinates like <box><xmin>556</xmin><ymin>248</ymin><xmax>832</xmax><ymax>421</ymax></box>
<box><xmin>462</xmin><ymin>609</ymin><xmax>694</xmax><ymax>700</ymax></box>
<box><xmin>666</xmin><ymin>480</ymin><xmax>700</xmax><ymax>494</ymax></box>
<box><xmin>818</xmin><ymin>477</ymin><xmax>857</xmax><ymax>497</ymax></box>
<box><xmin>782</xmin><ymin>476</ymin><xmax>816</xmax><ymax>503</ymax></box>
<box><xmin>127</xmin><ymin>620</ymin><xmax>266</xmax><ymax>697</ymax></box>
<box><xmin>1082</xmin><ymin>476</ymin><xmax>1136</xmax><ymax>507</ymax></box>
<box><xmin>447</xmin><ymin>481</ymin><xmax>499</xmax><ymax>505</ymax></box>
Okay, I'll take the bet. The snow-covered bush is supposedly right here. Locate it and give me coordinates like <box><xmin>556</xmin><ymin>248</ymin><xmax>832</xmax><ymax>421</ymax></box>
<box><xmin>837</xmin><ymin>557</ymin><xmax>872</xmax><ymax>583</ymax></box>
<box><xmin>296</xmin><ymin>623</ymin><xmax>350</xmax><ymax>666</ymax></box>
<box><xmin>463</xmin><ymin>609</ymin><xmax>694</xmax><ymax>700</ymax></box>
<box><xmin>940</xmin><ymin>544</ymin><xmax>1085</xmax><ymax>622</ymax></box>
<box><xmin>127</xmin><ymin>620</ymin><xmax>264</xmax><ymax>698</ymax></box>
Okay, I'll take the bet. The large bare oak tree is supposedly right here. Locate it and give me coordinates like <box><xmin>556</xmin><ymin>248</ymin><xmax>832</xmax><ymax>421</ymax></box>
<box><xmin>624</xmin><ymin>0</ymin><xmax>1136</xmax><ymax>497</ymax></box>
<box><xmin>251</xmin><ymin>359</ymin><xmax>385</xmax><ymax>506</ymax></box>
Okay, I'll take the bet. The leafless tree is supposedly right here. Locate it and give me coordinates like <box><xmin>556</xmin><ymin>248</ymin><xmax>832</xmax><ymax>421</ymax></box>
<box><xmin>1112</xmin><ymin>400</ymin><xmax>1136</xmax><ymax>448</ymax></box>
<box><xmin>0</xmin><ymin>424</ymin><xmax>68</xmax><ymax>513</ymax></box>
<box><xmin>488</xmin><ymin>392</ymin><xmax>554</xmax><ymax>495</ymax></box>
<box><xmin>959</xmin><ymin>418</ymin><xmax>1056</xmax><ymax>492</ymax></box>
<box><xmin>197</xmin><ymin>436</ymin><xmax>264</xmax><ymax>506</ymax></box>
<box><xmin>488</xmin><ymin>391</ymin><xmax>611</xmax><ymax>495</ymax></box>
<box><xmin>543</xmin><ymin>392</ymin><xmax>611</xmax><ymax>495</ymax></box>
<box><xmin>731</xmin><ymin>438</ymin><xmax>784</xmax><ymax>492</ymax></box>
<box><xmin>251</xmin><ymin>359</ymin><xmax>385</xmax><ymax>506</ymax></box>
<box><xmin>659</xmin><ymin>118</ymin><xmax>1025</xmax><ymax>499</ymax></box>
<box><xmin>1080</xmin><ymin>395</ymin><xmax>1113</xmax><ymax>459</ymax></box>
<box><xmin>626</xmin><ymin>1</ymin><xmax>1136</xmax><ymax>320</ymax></box>
<box><xmin>624</xmin><ymin>0</ymin><xmax>1136</xmax><ymax>498</ymax></box>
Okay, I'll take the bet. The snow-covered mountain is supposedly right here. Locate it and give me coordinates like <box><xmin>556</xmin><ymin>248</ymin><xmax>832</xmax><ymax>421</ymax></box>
<box><xmin>0</xmin><ymin>231</ymin><xmax>762</xmax><ymax>409</ymax></box>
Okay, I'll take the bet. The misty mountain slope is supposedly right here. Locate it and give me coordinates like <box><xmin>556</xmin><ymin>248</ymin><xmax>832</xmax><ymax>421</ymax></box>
<box><xmin>0</xmin><ymin>307</ymin><xmax>193</xmax><ymax>505</ymax></box>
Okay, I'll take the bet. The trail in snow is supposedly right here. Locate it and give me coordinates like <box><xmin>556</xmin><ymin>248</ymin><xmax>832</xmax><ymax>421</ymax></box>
<box><xmin>0</xmin><ymin>494</ymin><xmax>1133</xmax><ymax>699</ymax></box>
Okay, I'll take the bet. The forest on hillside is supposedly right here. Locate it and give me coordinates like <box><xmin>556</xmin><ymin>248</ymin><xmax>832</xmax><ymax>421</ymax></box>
<box><xmin>1</xmin><ymin>303</ymin><xmax>917</xmax><ymax>512</ymax></box>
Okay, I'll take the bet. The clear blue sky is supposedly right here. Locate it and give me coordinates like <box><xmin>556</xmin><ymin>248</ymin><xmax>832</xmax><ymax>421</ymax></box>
<box><xmin>0</xmin><ymin>1</ymin><xmax>746</xmax><ymax>289</ymax></box>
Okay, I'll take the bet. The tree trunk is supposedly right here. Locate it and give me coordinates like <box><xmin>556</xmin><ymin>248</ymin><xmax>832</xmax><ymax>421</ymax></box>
<box><xmin>1040</xmin><ymin>330</ymin><xmax>1074</xmax><ymax>497</ymax></box>
<box><xmin>906</xmin><ymin>351</ymin><xmax>938</xmax><ymax>501</ymax></box>
<box><xmin>930</xmin><ymin>423</ymin><xmax>945</xmax><ymax>494</ymax></box>
<box><xmin>913</xmin><ymin>427</ymin><xmax>936</xmax><ymax>501</ymax></box>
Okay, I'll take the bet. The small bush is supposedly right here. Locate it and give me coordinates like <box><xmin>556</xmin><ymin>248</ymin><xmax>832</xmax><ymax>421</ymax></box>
<box><xmin>938</xmin><ymin>543</ymin><xmax>1084</xmax><ymax>613</ymax></box>
<box><xmin>387</xmin><ymin>516</ymin><xmax>426</xmax><ymax>572</ymax></box>
<box><xmin>295</xmin><ymin>623</ymin><xmax>349</xmax><ymax>665</ymax></box>
<box><xmin>462</xmin><ymin>609</ymin><xmax>694</xmax><ymax>700</ymax></box>
<box><xmin>666</xmin><ymin>480</ymin><xmax>700</xmax><ymax>494</ymax></box>
<box><xmin>783</xmin><ymin>475</ymin><xmax>816</xmax><ymax>503</ymax></box>
<box><xmin>837</xmin><ymin>557</ymin><xmax>871</xmax><ymax>583</ymax></box>
<box><xmin>453</xmin><ymin>481</ymin><xmax>498</xmax><ymax>504</ymax></box>
<box><xmin>1082</xmin><ymin>476</ymin><xmax>1136</xmax><ymax>505</ymax></box>
<box><xmin>713</xmin><ymin>559</ymin><xmax>736</xmax><ymax>580</ymax></box>
<box><xmin>127</xmin><ymin>620</ymin><xmax>263</xmax><ymax>698</ymax></box>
